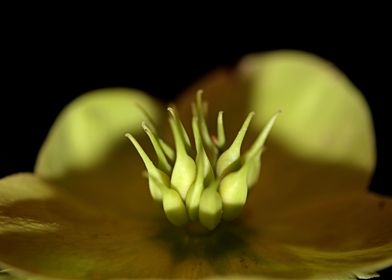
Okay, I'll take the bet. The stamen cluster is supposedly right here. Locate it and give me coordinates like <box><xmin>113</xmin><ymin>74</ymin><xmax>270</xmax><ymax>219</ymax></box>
<box><xmin>126</xmin><ymin>91</ymin><xmax>279</xmax><ymax>230</ymax></box>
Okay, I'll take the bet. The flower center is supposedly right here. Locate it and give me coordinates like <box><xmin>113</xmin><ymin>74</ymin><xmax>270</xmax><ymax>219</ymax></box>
<box><xmin>126</xmin><ymin>90</ymin><xmax>280</xmax><ymax>230</ymax></box>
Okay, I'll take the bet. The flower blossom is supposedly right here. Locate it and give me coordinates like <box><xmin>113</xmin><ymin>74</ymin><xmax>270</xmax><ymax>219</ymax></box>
<box><xmin>0</xmin><ymin>51</ymin><xmax>391</xmax><ymax>279</ymax></box>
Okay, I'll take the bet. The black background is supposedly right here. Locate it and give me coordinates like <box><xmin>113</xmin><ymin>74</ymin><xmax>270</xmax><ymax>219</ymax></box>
<box><xmin>1</xmin><ymin>18</ymin><xmax>391</xmax><ymax>278</ymax></box>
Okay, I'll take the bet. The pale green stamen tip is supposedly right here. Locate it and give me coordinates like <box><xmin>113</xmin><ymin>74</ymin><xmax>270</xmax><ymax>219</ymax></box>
<box><xmin>126</xmin><ymin>92</ymin><xmax>279</xmax><ymax>230</ymax></box>
<box><xmin>168</xmin><ymin>107</ymin><xmax>196</xmax><ymax>200</ymax></box>
<box><xmin>216</xmin><ymin>112</ymin><xmax>255</xmax><ymax>178</ymax></box>
<box><xmin>125</xmin><ymin>133</ymin><xmax>169</xmax><ymax>202</ymax></box>
<box><xmin>142</xmin><ymin>122</ymin><xmax>172</xmax><ymax>174</ymax></box>
<box><xmin>215</xmin><ymin>111</ymin><xmax>226</xmax><ymax>149</ymax></box>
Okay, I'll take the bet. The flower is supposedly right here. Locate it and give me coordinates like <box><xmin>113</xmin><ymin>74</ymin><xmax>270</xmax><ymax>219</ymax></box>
<box><xmin>0</xmin><ymin>50</ymin><xmax>391</xmax><ymax>279</ymax></box>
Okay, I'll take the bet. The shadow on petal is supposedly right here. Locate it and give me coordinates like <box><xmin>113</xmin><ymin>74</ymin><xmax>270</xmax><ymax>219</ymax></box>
<box><xmin>1</xmin><ymin>174</ymin><xmax>391</xmax><ymax>279</ymax></box>
<box><xmin>245</xmin><ymin>140</ymin><xmax>372</xmax><ymax>216</ymax></box>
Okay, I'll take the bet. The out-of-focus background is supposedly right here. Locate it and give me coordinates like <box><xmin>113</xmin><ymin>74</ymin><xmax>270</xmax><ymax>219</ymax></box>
<box><xmin>1</xmin><ymin>21</ymin><xmax>391</xmax><ymax>278</ymax></box>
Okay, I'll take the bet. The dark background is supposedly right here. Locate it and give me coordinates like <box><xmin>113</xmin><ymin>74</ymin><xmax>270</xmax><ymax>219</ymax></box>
<box><xmin>1</xmin><ymin>22</ymin><xmax>391</xmax><ymax>278</ymax></box>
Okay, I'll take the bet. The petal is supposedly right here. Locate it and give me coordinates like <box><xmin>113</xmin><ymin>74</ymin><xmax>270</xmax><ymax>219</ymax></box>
<box><xmin>1</xmin><ymin>174</ymin><xmax>391</xmax><ymax>279</ymax></box>
<box><xmin>0</xmin><ymin>173</ymin><xmax>167</xmax><ymax>279</ymax></box>
<box><xmin>168</xmin><ymin>51</ymin><xmax>392</xmax><ymax>277</ymax></box>
<box><xmin>34</xmin><ymin>88</ymin><xmax>166</xmax><ymax>216</ymax></box>
<box><xmin>245</xmin><ymin>140</ymin><xmax>373</xmax><ymax>214</ymax></box>
<box><xmin>247</xmin><ymin>191</ymin><xmax>392</xmax><ymax>251</ymax></box>
<box><xmin>177</xmin><ymin>50</ymin><xmax>375</xmax><ymax>190</ymax></box>
<box><xmin>241</xmin><ymin>50</ymin><xmax>376</xmax><ymax>173</ymax></box>
<box><xmin>243</xmin><ymin>192</ymin><xmax>392</xmax><ymax>278</ymax></box>
<box><xmin>36</xmin><ymin>88</ymin><xmax>164</xmax><ymax>180</ymax></box>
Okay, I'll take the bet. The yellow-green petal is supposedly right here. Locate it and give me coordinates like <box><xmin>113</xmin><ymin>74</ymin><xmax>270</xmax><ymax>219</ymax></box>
<box><xmin>0</xmin><ymin>173</ymin><xmax>168</xmax><ymax>279</ymax></box>
<box><xmin>34</xmin><ymin>88</ymin><xmax>166</xmax><ymax>217</ymax></box>
<box><xmin>239</xmin><ymin>50</ymin><xmax>375</xmax><ymax>175</ymax></box>
<box><xmin>177</xmin><ymin>51</ymin><xmax>376</xmax><ymax>198</ymax></box>
<box><xmin>244</xmin><ymin>192</ymin><xmax>392</xmax><ymax>278</ymax></box>
<box><xmin>1</xmin><ymin>174</ymin><xmax>392</xmax><ymax>279</ymax></box>
<box><xmin>35</xmin><ymin>88</ymin><xmax>164</xmax><ymax>180</ymax></box>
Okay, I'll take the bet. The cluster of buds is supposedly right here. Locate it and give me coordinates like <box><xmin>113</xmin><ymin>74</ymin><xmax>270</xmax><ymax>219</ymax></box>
<box><xmin>126</xmin><ymin>91</ymin><xmax>279</xmax><ymax>230</ymax></box>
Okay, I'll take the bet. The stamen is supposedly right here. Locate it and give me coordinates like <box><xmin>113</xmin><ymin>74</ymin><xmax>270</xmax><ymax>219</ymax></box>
<box><xmin>186</xmin><ymin>147</ymin><xmax>206</xmax><ymax>221</ymax></box>
<box><xmin>125</xmin><ymin>133</ymin><xmax>169</xmax><ymax>202</ymax></box>
<box><xmin>126</xmin><ymin>91</ymin><xmax>279</xmax><ymax>230</ymax></box>
<box><xmin>219</xmin><ymin>157</ymin><xmax>254</xmax><ymax>221</ymax></box>
<box><xmin>149</xmin><ymin>175</ymin><xmax>188</xmax><ymax>227</ymax></box>
<box><xmin>186</xmin><ymin>117</ymin><xmax>213</xmax><ymax>221</ymax></box>
<box><xmin>243</xmin><ymin>110</ymin><xmax>281</xmax><ymax>161</ymax></box>
<box><xmin>142</xmin><ymin>122</ymin><xmax>172</xmax><ymax>174</ymax></box>
<box><xmin>199</xmin><ymin>180</ymin><xmax>222</xmax><ymax>230</ymax></box>
<box><xmin>242</xmin><ymin>111</ymin><xmax>280</xmax><ymax>188</ymax></box>
<box><xmin>194</xmin><ymin>90</ymin><xmax>219</xmax><ymax>161</ymax></box>
<box><xmin>168</xmin><ymin>108</ymin><xmax>197</xmax><ymax>200</ymax></box>
<box><xmin>134</xmin><ymin>102</ymin><xmax>159</xmax><ymax>134</ymax></box>
<box><xmin>192</xmin><ymin>116</ymin><xmax>214</xmax><ymax>184</ymax></box>
<box><xmin>159</xmin><ymin>139</ymin><xmax>175</xmax><ymax>163</ymax></box>
<box><xmin>216</xmin><ymin>111</ymin><xmax>226</xmax><ymax>150</ymax></box>
<box><xmin>216</xmin><ymin>112</ymin><xmax>255</xmax><ymax>177</ymax></box>
<box><xmin>168</xmin><ymin>106</ymin><xmax>191</xmax><ymax>151</ymax></box>
<box><xmin>246</xmin><ymin>148</ymin><xmax>264</xmax><ymax>188</ymax></box>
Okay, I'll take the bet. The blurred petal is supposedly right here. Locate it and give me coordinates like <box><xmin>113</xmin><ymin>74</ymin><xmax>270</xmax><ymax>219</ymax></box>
<box><xmin>176</xmin><ymin>51</ymin><xmax>375</xmax><ymax>201</ymax></box>
<box><xmin>36</xmin><ymin>88</ymin><xmax>164</xmax><ymax>179</ymax></box>
<box><xmin>175</xmin><ymin>68</ymin><xmax>250</xmax><ymax>141</ymax></box>
<box><xmin>34</xmin><ymin>88</ymin><xmax>166</xmax><ymax>216</ymax></box>
<box><xmin>239</xmin><ymin>50</ymin><xmax>376</xmax><ymax>175</ymax></box>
